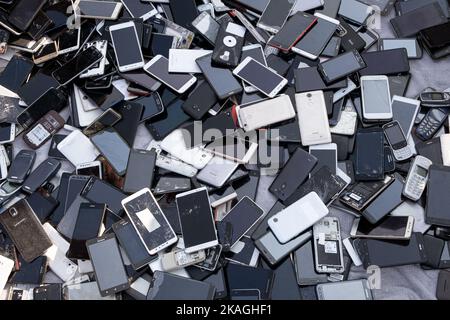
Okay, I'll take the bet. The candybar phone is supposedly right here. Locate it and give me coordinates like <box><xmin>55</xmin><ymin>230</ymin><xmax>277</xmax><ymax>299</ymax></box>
<box><xmin>354</xmin><ymin>233</ymin><xmax>427</xmax><ymax>268</ymax></box>
<box><xmin>7</xmin><ymin>150</ymin><xmax>36</xmax><ymax>184</ymax></box>
<box><xmin>269</xmin><ymin>148</ymin><xmax>317</xmax><ymax>201</ymax></box>
<box><xmin>0</xmin><ymin>199</ymin><xmax>51</xmax><ymax>263</ymax></box>
<box><xmin>23</xmin><ymin>111</ymin><xmax>65</xmax><ymax>150</ymax></box>
<box><xmin>22</xmin><ymin>158</ymin><xmax>61</xmax><ymax>194</ymax></box>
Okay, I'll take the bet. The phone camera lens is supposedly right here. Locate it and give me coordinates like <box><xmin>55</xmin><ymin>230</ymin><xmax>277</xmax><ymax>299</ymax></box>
<box><xmin>273</xmin><ymin>218</ymin><xmax>278</xmax><ymax>223</ymax></box>
<box><xmin>307</xmin><ymin>93</ymin><xmax>312</xmax><ymax>98</ymax></box>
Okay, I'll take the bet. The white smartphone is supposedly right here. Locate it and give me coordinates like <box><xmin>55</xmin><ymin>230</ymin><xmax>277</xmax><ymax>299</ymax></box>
<box><xmin>333</xmin><ymin>78</ymin><xmax>357</xmax><ymax>103</ymax></box>
<box><xmin>309</xmin><ymin>143</ymin><xmax>338</xmax><ymax>175</ymax></box>
<box><xmin>196</xmin><ymin>156</ymin><xmax>239</xmax><ymax>188</ymax></box>
<box><xmin>76</xmin><ymin>161</ymin><xmax>103</xmax><ymax>179</ymax></box>
<box><xmin>109</xmin><ymin>21</ymin><xmax>145</xmax><ymax>72</ymax></box>
<box><xmin>236</xmin><ymin>95</ymin><xmax>296</xmax><ymax>132</ymax></box>
<box><xmin>350</xmin><ymin>216</ymin><xmax>414</xmax><ymax>240</ymax></box>
<box><xmin>0</xmin><ymin>254</ymin><xmax>14</xmax><ymax>292</ymax></box>
<box><xmin>57</xmin><ymin>28</ymin><xmax>81</xmax><ymax>55</ymax></box>
<box><xmin>73</xmin><ymin>84</ymin><xmax>103</xmax><ymax>125</ymax></box>
<box><xmin>43</xmin><ymin>223</ymin><xmax>79</xmax><ymax>282</ymax></box>
<box><xmin>268</xmin><ymin>192</ymin><xmax>329</xmax><ymax>244</ymax></box>
<box><xmin>147</xmin><ymin>141</ymin><xmax>198</xmax><ymax>177</ymax></box>
<box><xmin>120</xmin><ymin>0</ymin><xmax>158</xmax><ymax>20</ymax></box>
<box><xmin>391</xmin><ymin>95</ymin><xmax>421</xmax><ymax>139</ymax></box>
<box><xmin>0</xmin><ymin>123</ymin><xmax>15</xmax><ymax>144</ymax></box>
<box><xmin>160</xmin><ymin>129</ymin><xmax>213</xmax><ymax>170</ymax></box>
<box><xmin>204</xmin><ymin>135</ymin><xmax>258</xmax><ymax>164</ymax></box>
<box><xmin>168</xmin><ymin>49</ymin><xmax>212</xmax><ymax>73</ymax></box>
<box><xmin>441</xmin><ymin>134</ymin><xmax>450</xmax><ymax>166</ymax></box>
<box><xmin>233</xmin><ymin>57</ymin><xmax>288</xmax><ymax>98</ymax></box>
<box><xmin>57</xmin><ymin>130</ymin><xmax>100</xmax><ymax>166</ymax></box>
<box><xmin>240</xmin><ymin>44</ymin><xmax>268</xmax><ymax>93</ymax></box>
<box><xmin>361</xmin><ymin>75</ymin><xmax>392</xmax><ymax>121</ymax></box>
<box><xmin>296</xmin><ymin>91</ymin><xmax>332</xmax><ymax>146</ymax></box>
<box><xmin>330</xmin><ymin>101</ymin><xmax>358</xmax><ymax>136</ymax></box>
<box><xmin>78</xmin><ymin>0</ymin><xmax>123</xmax><ymax>20</ymax></box>
<box><xmin>144</xmin><ymin>55</ymin><xmax>197</xmax><ymax>94</ymax></box>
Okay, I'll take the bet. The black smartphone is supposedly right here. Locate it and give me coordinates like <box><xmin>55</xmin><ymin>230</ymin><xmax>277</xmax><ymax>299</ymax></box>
<box><xmin>134</xmin><ymin>92</ymin><xmax>164</xmax><ymax>122</ymax></box>
<box><xmin>145</xmin><ymin>99</ymin><xmax>190</xmax><ymax>140</ymax></box>
<box><xmin>81</xmin><ymin>177</ymin><xmax>127</xmax><ymax>216</ymax></box>
<box><xmin>416</xmin><ymin>138</ymin><xmax>443</xmax><ymax>165</ymax></box>
<box><xmin>168</xmin><ymin>0</ymin><xmax>199</xmax><ymax>30</ymax></box>
<box><xmin>120</xmin><ymin>71</ymin><xmax>161</xmax><ymax>92</ymax></box>
<box><xmin>27</xmin><ymin>10</ymin><xmax>52</xmax><ymax>40</ymax></box>
<box><xmin>66</xmin><ymin>203</ymin><xmax>106</xmax><ymax>260</ymax></box>
<box><xmin>91</xmin><ymin>128</ymin><xmax>131</xmax><ymax>176</ymax></box>
<box><xmin>203</xmin><ymin>268</ymin><xmax>228</xmax><ymax>300</ymax></box>
<box><xmin>182</xmin><ymin>81</ymin><xmax>218</xmax><ymax>120</ymax></box>
<box><xmin>7</xmin><ymin>0</ymin><xmax>47</xmax><ymax>31</ymax></box>
<box><xmin>113</xmin><ymin>219</ymin><xmax>157</xmax><ymax>270</ymax></box>
<box><xmin>26</xmin><ymin>190</ymin><xmax>59</xmax><ymax>223</ymax></box>
<box><xmin>154</xmin><ymin>176</ymin><xmax>191</xmax><ymax>195</ymax></box>
<box><xmin>336</xmin><ymin>18</ymin><xmax>366</xmax><ymax>52</ymax></box>
<box><xmin>390</xmin><ymin>2</ymin><xmax>447</xmax><ymax>38</ymax></box>
<box><xmin>149</xmin><ymin>33</ymin><xmax>176</xmax><ymax>58</ymax></box>
<box><xmin>33</xmin><ymin>284</ymin><xmax>63</xmax><ymax>300</ymax></box>
<box><xmin>266</xmin><ymin>54</ymin><xmax>290</xmax><ymax>77</ymax></box>
<box><xmin>322</xmin><ymin>36</ymin><xmax>342</xmax><ymax>57</ymax></box>
<box><xmin>437</xmin><ymin>270</ymin><xmax>450</xmax><ymax>300</ymax></box>
<box><xmin>7</xmin><ymin>150</ymin><xmax>36</xmax><ymax>184</ymax></box>
<box><xmin>86</xmin><ymin>233</ymin><xmax>130</xmax><ymax>297</ymax></box>
<box><xmin>420</xmin><ymin>21</ymin><xmax>450</xmax><ymax>49</ymax></box>
<box><xmin>426</xmin><ymin>165</ymin><xmax>450</xmax><ymax>227</ymax></box>
<box><xmin>196</xmin><ymin>53</ymin><xmax>243</xmax><ymax>100</ymax></box>
<box><xmin>22</xmin><ymin>158</ymin><xmax>61</xmax><ymax>194</ymax></box>
<box><xmin>16</xmin><ymin>88</ymin><xmax>68</xmax><ymax>130</ymax></box>
<box><xmin>268</xmin><ymin>118</ymin><xmax>301</xmax><ymax>143</ymax></box>
<box><xmin>354</xmin><ymin>128</ymin><xmax>385</xmax><ymax>181</ymax></box>
<box><xmin>123</xmin><ymin>149</ymin><xmax>157</xmax><ymax>194</ymax></box>
<box><xmin>293</xmin><ymin>240</ymin><xmax>328</xmax><ymax>286</ymax></box>
<box><xmin>225</xmin><ymin>263</ymin><xmax>274</xmax><ymax>300</ymax></box>
<box><xmin>225</xmin><ymin>236</ymin><xmax>258</xmax><ymax>266</ymax></box>
<box><xmin>63</xmin><ymin>175</ymin><xmax>90</xmax><ymax>216</ymax></box>
<box><xmin>251</xmin><ymin>201</ymin><xmax>285</xmax><ymax>241</ymax></box>
<box><xmin>360</xmin><ymin>48</ymin><xmax>410</xmax><ymax>76</ymax></box>
<box><xmin>113</xmin><ymin>101</ymin><xmax>144</xmax><ymax>146</ymax></box>
<box><xmin>233</xmin><ymin>170</ymin><xmax>260</xmax><ymax>202</ymax></box>
<box><xmin>283</xmin><ymin>166</ymin><xmax>347</xmax><ymax>206</ymax></box>
<box><xmin>49</xmin><ymin>172</ymin><xmax>71</xmax><ymax>225</ymax></box>
<box><xmin>295</xmin><ymin>67</ymin><xmax>348</xmax><ymax>93</ymax></box>
<box><xmin>0</xmin><ymin>55</ymin><xmax>33</xmax><ymax>93</ymax></box>
<box><xmin>389</xmin><ymin>74</ymin><xmax>411</xmax><ymax>98</ymax></box>
<box><xmin>318</xmin><ymin>50</ymin><xmax>366</xmax><ymax>84</ymax></box>
<box><xmin>354</xmin><ymin>233</ymin><xmax>427</xmax><ymax>268</ymax></box>
<box><xmin>362</xmin><ymin>174</ymin><xmax>405</xmax><ymax>224</ymax></box>
<box><xmin>268</xmin><ymin>12</ymin><xmax>317</xmax><ymax>52</ymax></box>
<box><xmin>52</xmin><ymin>46</ymin><xmax>103</xmax><ymax>85</ymax></box>
<box><xmin>9</xmin><ymin>256</ymin><xmax>47</xmax><ymax>285</ymax></box>
<box><xmin>269</xmin><ymin>148</ymin><xmax>318</xmax><ymax>202</ymax></box>
<box><xmin>83</xmin><ymin>108</ymin><xmax>122</xmax><ymax>137</ymax></box>
<box><xmin>257</xmin><ymin>0</ymin><xmax>296</xmax><ymax>33</ymax></box>
<box><xmin>18</xmin><ymin>72</ymin><xmax>60</xmax><ymax>107</ymax></box>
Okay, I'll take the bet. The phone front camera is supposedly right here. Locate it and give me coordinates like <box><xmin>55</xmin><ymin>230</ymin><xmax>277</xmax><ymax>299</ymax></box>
<box><xmin>307</xmin><ymin>93</ymin><xmax>312</xmax><ymax>98</ymax></box>
<box><xmin>273</xmin><ymin>218</ymin><xmax>278</xmax><ymax>223</ymax></box>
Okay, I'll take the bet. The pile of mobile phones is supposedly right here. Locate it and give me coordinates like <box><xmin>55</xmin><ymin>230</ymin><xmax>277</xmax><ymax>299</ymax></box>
<box><xmin>0</xmin><ymin>0</ymin><xmax>449</xmax><ymax>302</ymax></box>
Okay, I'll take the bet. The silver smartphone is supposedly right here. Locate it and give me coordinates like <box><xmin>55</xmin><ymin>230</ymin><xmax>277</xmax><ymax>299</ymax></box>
<box><xmin>317</xmin><ymin>279</ymin><xmax>373</xmax><ymax>300</ymax></box>
<box><xmin>196</xmin><ymin>157</ymin><xmax>239</xmax><ymax>188</ymax></box>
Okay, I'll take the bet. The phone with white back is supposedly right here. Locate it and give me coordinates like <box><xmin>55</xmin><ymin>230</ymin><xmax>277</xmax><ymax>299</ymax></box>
<box><xmin>57</xmin><ymin>130</ymin><xmax>100</xmax><ymax>166</ymax></box>
<box><xmin>296</xmin><ymin>91</ymin><xmax>332</xmax><ymax>146</ymax></box>
<box><xmin>168</xmin><ymin>49</ymin><xmax>212</xmax><ymax>73</ymax></box>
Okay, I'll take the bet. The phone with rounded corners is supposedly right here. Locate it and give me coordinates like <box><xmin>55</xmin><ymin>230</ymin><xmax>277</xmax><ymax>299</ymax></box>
<box><xmin>313</xmin><ymin>217</ymin><xmax>344</xmax><ymax>274</ymax></box>
<box><xmin>120</xmin><ymin>0</ymin><xmax>157</xmax><ymax>20</ymax></box>
<box><xmin>77</xmin><ymin>0</ymin><xmax>123</xmax><ymax>20</ymax></box>
<box><xmin>361</xmin><ymin>75</ymin><xmax>392</xmax><ymax>121</ymax></box>
<box><xmin>257</xmin><ymin>0</ymin><xmax>297</xmax><ymax>34</ymax></box>
<box><xmin>7</xmin><ymin>150</ymin><xmax>36</xmax><ymax>184</ymax></box>
<box><xmin>76</xmin><ymin>161</ymin><xmax>102</xmax><ymax>179</ymax></box>
<box><xmin>350</xmin><ymin>216</ymin><xmax>414</xmax><ymax>240</ymax></box>
<box><xmin>109</xmin><ymin>21</ymin><xmax>145</xmax><ymax>72</ymax></box>
<box><xmin>379</xmin><ymin>38</ymin><xmax>422</xmax><ymax>59</ymax></box>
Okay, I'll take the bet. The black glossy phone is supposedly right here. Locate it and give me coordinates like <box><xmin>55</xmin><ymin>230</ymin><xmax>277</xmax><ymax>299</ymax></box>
<box><xmin>113</xmin><ymin>101</ymin><xmax>144</xmax><ymax>146</ymax></box>
<box><xmin>81</xmin><ymin>177</ymin><xmax>127</xmax><ymax>216</ymax></box>
<box><xmin>123</xmin><ymin>149</ymin><xmax>157</xmax><ymax>194</ymax></box>
<box><xmin>360</xmin><ymin>48</ymin><xmax>410</xmax><ymax>76</ymax></box>
<box><xmin>182</xmin><ymin>81</ymin><xmax>218</xmax><ymax>120</ymax></box>
<box><xmin>135</xmin><ymin>92</ymin><xmax>164</xmax><ymax>122</ymax></box>
<box><xmin>7</xmin><ymin>0</ymin><xmax>47</xmax><ymax>31</ymax></box>
<box><xmin>354</xmin><ymin>128</ymin><xmax>385</xmax><ymax>181</ymax></box>
<box><xmin>7</xmin><ymin>150</ymin><xmax>36</xmax><ymax>184</ymax></box>
<box><xmin>318</xmin><ymin>50</ymin><xmax>366</xmax><ymax>84</ymax></box>
<box><xmin>145</xmin><ymin>99</ymin><xmax>190</xmax><ymax>140</ymax></box>
<box><xmin>22</xmin><ymin>158</ymin><xmax>61</xmax><ymax>194</ymax></box>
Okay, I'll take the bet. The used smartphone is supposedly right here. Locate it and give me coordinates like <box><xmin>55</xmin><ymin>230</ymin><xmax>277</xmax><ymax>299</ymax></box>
<box><xmin>52</xmin><ymin>46</ymin><xmax>103</xmax><ymax>85</ymax></box>
<box><xmin>269</xmin><ymin>192</ymin><xmax>329</xmax><ymax>244</ymax></box>
<box><xmin>257</xmin><ymin>0</ymin><xmax>297</xmax><ymax>33</ymax></box>
<box><xmin>81</xmin><ymin>177</ymin><xmax>127</xmax><ymax>216</ymax></box>
<box><xmin>134</xmin><ymin>93</ymin><xmax>164</xmax><ymax>122</ymax></box>
<box><xmin>361</xmin><ymin>75</ymin><xmax>392</xmax><ymax>121</ymax></box>
<box><xmin>336</xmin><ymin>18</ymin><xmax>366</xmax><ymax>52</ymax></box>
<box><xmin>391</xmin><ymin>96</ymin><xmax>420</xmax><ymax>139</ymax></box>
<box><xmin>76</xmin><ymin>161</ymin><xmax>103</xmax><ymax>179</ymax></box>
<box><xmin>112</xmin><ymin>219</ymin><xmax>157</xmax><ymax>270</ymax></box>
<box><xmin>383</xmin><ymin>121</ymin><xmax>413</xmax><ymax>161</ymax></box>
<box><xmin>295</xmin><ymin>67</ymin><xmax>348</xmax><ymax>93</ymax></box>
<box><xmin>0</xmin><ymin>123</ymin><xmax>15</xmax><ymax>145</ymax></box>
<box><xmin>318</xmin><ymin>50</ymin><xmax>366</xmax><ymax>84</ymax></box>
<box><xmin>351</xmin><ymin>216</ymin><xmax>414</xmax><ymax>240</ymax></box>
<box><xmin>121</xmin><ymin>0</ymin><xmax>157</xmax><ymax>20</ymax></box>
<box><xmin>204</xmin><ymin>135</ymin><xmax>258</xmax><ymax>164</ymax></box>
<box><xmin>121</xmin><ymin>188</ymin><xmax>177</xmax><ymax>255</ymax></box>
<box><xmin>86</xmin><ymin>233</ymin><xmax>130</xmax><ymax>296</ymax></box>
<box><xmin>7</xmin><ymin>150</ymin><xmax>36</xmax><ymax>184</ymax></box>
<box><xmin>362</xmin><ymin>174</ymin><xmax>405</xmax><ymax>224</ymax></box>
<box><xmin>426</xmin><ymin>165</ymin><xmax>450</xmax><ymax>227</ymax></box>
<box><xmin>354</xmin><ymin>128</ymin><xmax>385</xmax><ymax>181</ymax></box>
<box><xmin>91</xmin><ymin>128</ymin><xmax>131</xmax><ymax>176</ymax></box>
<box><xmin>294</xmin><ymin>240</ymin><xmax>328</xmax><ymax>286</ymax></box>
<box><xmin>309</xmin><ymin>143</ymin><xmax>338</xmax><ymax>175</ymax></box>
<box><xmin>317</xmin><ymin>280</ymin><xmax>373</xmax><ymax>300</ymax></box>
<box><xmin>0</xmin><ymin>199</ymin><xmax>51</xmax><ymax>263</ymax></box>
<box><xmin>83</xmin><ymin>109</ymin><xmax>122</xmax><ymax>137</ymax></box>
<box><xmin>313</xmin><ymin>217</ymin><xmax>344</xmax><ymax>274</ymax></box>
<box><xmin>292</xmin><ymin>13</ymin><xmax>340</xmax><ymax>60</ymax></box>
<box><xmin>196</xmin><ymin>53</ymin><xmax>243</xmax><ymax>100</ymax></box>
<box><xmin>57</xmin><ymin>28</ymin><xmax>81</xmax><ymax>55</ymax></box>
<box><xmin>123</xmin><ymin>149</ymin><xmax>157</xmax><ymax>194</ymax></box>
<box><xmin>360</xmin><ymin>48</ymin><xmax>410</xmax><ymax>76</ymax></box>
<box><xmin>182</xmin><ymin>81</ymin><xmax>218</xmax><ymax>120</ymax></box>
<box><xmin>109</xmin><ymin>21</ymin><xmax>145</xmax><ymax>72</ymax></box>
<box><xmin>168</xmin><ymin>0</ymin><xmax>199</xmax><ymax>30</ymax></box>
<box><xmin>120</xmin><ymin>71</ymin><xmax>161</xmax><ymax>92</ymax></box>
<box><xmin>78</xmin><ymin>0</ymin><xmax>123</xmax><ymax>20</ymax></box>
<box><xmin>338</xmin><ymin>0</ymin><xmax>374</xmax><ymax>25</ymax></box>
<box><xmin>196</xmin><ymin>156</ymin><xmax>239</xmax><ymax>188</ymax></box>
<box><xmin>176</xmin><ymin>188</ymin><xmax>219</xmax><ymax>253</ymax></box>
<box><xmin>32</xmin><ymin>40</ymin><xmax>59</xmax><ymax>65</ymax></box>
<box><xmin>144</xmin><ymin>55</ymin><xmax>197</xmax><ymax>94</ymax></box>
<box><xmin>7</xmin><ymin>0</ymin><xmax>46</xmax><ymax>31</ymax></box>
<box><xmin>379</xmin><ymin>38</ymin><xmax>422</xmax><ymax>59</ymax></box>
<box><xmin>191</xmin><ymin>12</ymin><xmax>220</xmax><ymax>46</ymax></box>
<box><xmin>268</xmin><ymin>12</ymin><xmax>317</xmax><ymax>52</ymax></box>
<box><xmin>354</xmin><ymin>233</ymin><xmax>427</xmax><ymax>268</ymax></box>
<box><xmin>22</xmin><ymin>158</ymin><xmax>61</xmax><ymax>194</ymax></box>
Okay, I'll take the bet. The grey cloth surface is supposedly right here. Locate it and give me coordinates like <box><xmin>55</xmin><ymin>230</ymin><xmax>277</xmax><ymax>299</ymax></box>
<box><xmin>10</xmin><ymin>10</ymin><xmax>446</xmax><ymax>300</ymax></box>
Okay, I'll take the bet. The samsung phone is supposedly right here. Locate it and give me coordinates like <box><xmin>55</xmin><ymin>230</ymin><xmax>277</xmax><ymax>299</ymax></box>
<box><xmin>361</xmin><ymin>75</ymin><xmax>392</xmax><ymax>121</ymax></box>
<box><xmin>145</xmin><ymin>99</ymin><xmax>190</xmax><ymax>140</ymax></box>
<box><xmin>379</xmin><ymin>38</ymin><xmax>422</xmax><ymax>59</ymax></box>
<box><xmin>351</xmin><ymin>216</ymin><xmax>414</xmax><ymax>240</ymax></box>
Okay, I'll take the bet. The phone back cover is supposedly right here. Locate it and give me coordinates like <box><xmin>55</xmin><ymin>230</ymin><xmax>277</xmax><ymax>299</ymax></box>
<box><xmin>0</xmin><ymin>200</ymin><xmax>52</xmax><ymax>263</ymax></box>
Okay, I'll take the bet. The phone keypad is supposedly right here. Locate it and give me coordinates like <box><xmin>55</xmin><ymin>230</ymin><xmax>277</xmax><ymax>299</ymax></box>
<box><xmin>406</xmin><ymin>174</ymin><xmax>427</xmax><ymax>198</ymax></box>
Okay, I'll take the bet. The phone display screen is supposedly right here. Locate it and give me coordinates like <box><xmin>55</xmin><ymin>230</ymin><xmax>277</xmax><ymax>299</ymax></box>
<box><xmin>91</xmin><ymin>128</ymin><xmax>130</xmax><ymax>176</ymax></box>
<box><xmin>53</xmin><ymin>47</ymin><xmax>102</xmax><ymax>85</ymax></box>
<box><xmin>87</xmin><ymin>235</ymin><xmax>129</xmax><ymax>295</ymax></box>
<box><xmin>122</xmin><ymin>0</ymin><xmax>156</xmax><ymax>18</ymax></box>
<box><xmin>176</xmin><ymin>189</ymin><xmax>217</xmax><ymax>249</ymax></box>
<box><xmin>169</xmin><ymin>0</ymin><xmax>199</xmax><ymax>30</ymax></box>
<box><xmin>124</xmin><ymin>149</ymin><xmax>157</xmax><ymax>193</ymax></box>
<box><xmin>146</xmin><ymin>99</ymin><xmax>190</xmax><ymax>140</ymax></box>
<box><xmin>145</xmin><ymin>57</ymin><xmax>194</xmax><ymax>91</ymax></box>
<box><xmin>384</xmin><ymin>124</ymin><xmax>406</xmax><ymax>148</ymax></box>
<box><xmin>294</xmin><ymin>17</ymin><xmax>338</xmax><ymax>56</ymax></box>
<box><xmin>426</xmin><ymin>166</ymin><xmax>450</xmax><ymax>225</ymax></box>
<box><xmin>79</xmin><ymin>1</ymin><xmax>119</xmax><ymax>17</ymax></box>
<box><xmin>0</xmin><ymin>123</ymin><xmax>12</xmax><ymax>142</ymax></box>
<box><xmin>382</xmin><ymin>39</ymin><xmax>417</xmax><ymax>57</ymax></box>
<box><xmin>339</xmin><ymin>0</ymin><xmax>372</xmax><ymax>24</ymax></box>
<box><xmin>310</xmin><ymin>149</ymin><xmax>337</xmax><ymax>175</ymax></box>
<box><xmin>269</xmin><ymin>12</ymin><xmax>316</xmax><ymax>49</ymax></box>
<box><xmin>355</xmin><ymin>130</ymin><xmax>384</xmax><ymax>179</ymax></box>
<box><xmin>82</xmin><ymin>177</ymin><xmax>127</xmax><ymax>215</ymax></box>
<box><xmin>258</xmin><ymin>0</ymin><xmax>296</xmax><ymax>30</ymax></box>
<box><xmin>392</xmin><ymin>99</ymin><xmax>418</xmax><ymax>137</ymax></box>
<box><xmin>241</xmin><ymin>46</ymin><xmax>266</xmax><ymax>65</ymax></box>
<box><xmin>122</xmin><ymin>190</ymin><xmax>176</xmax><ymax>254</ymax></box>
<box><xmin>356</xmin><ymin>217</ymin><xmax>409</xmax><ymax>237</ymax></box>
<box><xmin>135</xmin><ymin>94</ymin><xmax>164</xmax><ymax>121</ymax></box>
<box><xmin>110</xmin><ymin>24</ymin><xmax>143</xmax><ymax>67</ymax></box>
<box><xmin>58</xmin><ymin>28</ymin><xmax>80</xmax><ymax>51</ymax></box>
<box><xmin>219</xmin><ymin>197</ymin><xmax>263</xmax><ymax>246</ymax></box>
<box><xmin>362</xmin><ymin>79</ymin><xmax>391</xmax><ymax>114</ymax></box>
<box><xmin>235</xmin><ymin>59</ymin><xmax>285</xmax><ymax>95</ymax></box>
<box><xmin>320</xmin><ymin>51</ymin><xmax>364</xmax><ymax>81</ymax></box>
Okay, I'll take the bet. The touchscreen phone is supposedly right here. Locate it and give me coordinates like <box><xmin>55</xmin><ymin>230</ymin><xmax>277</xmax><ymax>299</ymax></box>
<box><xmin>354</xmin><ymin>128</ymin><xmax>385</xmax><ymax>181</ymax></box>
<box><xmin>81</xmin><ymin>177</ymin><xmax>127</xmax><ymax>216</ymax></box>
